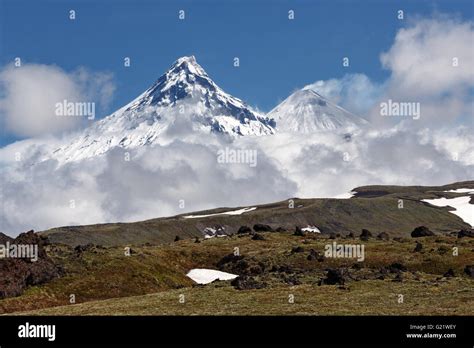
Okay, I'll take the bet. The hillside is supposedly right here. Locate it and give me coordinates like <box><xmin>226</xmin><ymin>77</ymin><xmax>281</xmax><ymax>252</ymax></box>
<box><xmin>40</xmin><ymin>181</ymin><xmax>474</xmax><ymax>247</ymax></box>
<box><xmin>2</xmin><ymin>231</ymin><xmax>473</xmax><ymax>315</ymax></box>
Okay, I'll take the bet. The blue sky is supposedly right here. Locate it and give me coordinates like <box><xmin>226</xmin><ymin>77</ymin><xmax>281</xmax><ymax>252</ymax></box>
<box><xmin>0</xmin><ymin>0</ymin><xmax>472</xmax><ymax>146</ymax></box>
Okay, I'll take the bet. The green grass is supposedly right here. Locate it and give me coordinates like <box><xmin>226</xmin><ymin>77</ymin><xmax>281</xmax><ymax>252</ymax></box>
<box><xmin>2</xmin><ymin>232</ymin><xmax>473</xmax><ymax>315</ymax></box>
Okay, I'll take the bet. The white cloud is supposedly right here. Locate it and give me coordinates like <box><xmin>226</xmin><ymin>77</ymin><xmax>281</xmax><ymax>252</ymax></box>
<box><xmin>305</xmin><ymin>16</ymin><xmax>474</xmax><ymax>127</ymax></box>
<box><xmin>0</xmin><ymin>64</ymin><xmax>115</xmax><ymax>137</ymax></box>
<box><xmin>380</xmin><ymin>16</ymin><xmax>474</xmax><ymax>96</ymax></box>
<box><xmin>1</xmin><ymin>124</ymin><xmax>473</xmax><ymax>236</ymax></box>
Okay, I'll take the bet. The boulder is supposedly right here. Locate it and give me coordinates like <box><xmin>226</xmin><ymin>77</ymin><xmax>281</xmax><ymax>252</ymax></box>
<box><xmin>253</xmin><ymin>224</ymin><xmax>273</xmax><ymax>232</ymax></box>
<box><xmin>293</xmin><ymin>226</ymin><xmax>305</xmax><ymax>237</ymax></box>
<box><xmin>443</xmin><ymin>268</ymin><xmax>455</xmax><ymax>278</ymax></box>
<box><xmin>237</xmin><ymin>226</ymin><xmax>252</xmax><ymax>234</ymax></box>
<box><xmin>251</xmin><ymin>233</ymin><xmax>265</xmax><ymax>241</ymax></box>
<box><xmin>360</xmin><ymin>229</ymin><xmax>372</xmax><ymax>241</ymax></box>
<box><xmin>464</xmin><ymin>265</ymin><xmax>474</xmax><ymax>277</ymax></box>
<box><xmin>411</xmin><ymin>226</ymin><xmax>435</xmax><ymax>237</ymax></box>
<box><xmin>458</xmin><ymin>230</ymin><xmax>474</xmax><ymax>238</ymax></box>
<box><xmin>319</xmin><ymin>268</ymin><xmax>347</xmax><ymax>286</ymax></box>
<box><xmin>388</xmin><ymin>262</ymin><xmax>407</xmax><ymax>273</ymax></box>
<box><xmin>231</xmin><ymin>276</ymin><xmax>266</xmax><ymax>290</ymax></box>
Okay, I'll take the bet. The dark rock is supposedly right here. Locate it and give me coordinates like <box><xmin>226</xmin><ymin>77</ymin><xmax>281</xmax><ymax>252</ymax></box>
<box><xmin>216</xmin><ymin>253</ymin><xmax>244</xmax><ymax>268</ymax></box>
<box><xmin>74</xmin><ymin>243</ymin><xmax>95</xmax><ymax>254</ymax></box>
<box><xmin>237</xmin><ymin>226</ymin><xmax>252</xmax><ymax>234</ymax></box>
<box><xmin>293</xmin><ymin>226</ymin><xmax>305</xmax><ymax>236</ymax></box>
<box><xmin>319</xmin><ymin>268</ymin><xmax>347</xmax><ymax>286</ymax></box>
<box><xmin>443</xmin><ymin>268</ymin><xmax>455</xmax><ymax>278</ymax></box>
<box><xmin>388</xmin><ymin>262</ymin><xmax>407</xmax><ymax>273</ymax></box>
<box><xmin>376</xmin><ymin>232</ymin><xmax>390</xmax><ymax>241</ymax></box>
<box><xmin>411</xmin><ymin>226</ymin><xmax>435</xmax><ymax>238</ymax></box>
<box><xmin>0</xmin><ymin>232</ymin><xmax>13</xmax><ymax>244</ymax></box>
<box><xmin>414</xmin><ymin>241</ymin><xmax>423</xmax><ymax>252</ymax></box>
<box><xmin>194</xmin><ymin>237</ymin><xmax>201</xmax><ymax>243</ymax></box>
<box><xmin>251</xmin><ymin>233</ymin><xmax>265</xmax><ymax>241</ymax></box>
<box><xmin>249</xmin><ymin>264</ymin><xmax>265</xmax><ymax>275</ymax></box>
<box><xmin>360</xmin><ymin>229</ymin><xmax>372</xmax><ymax>241</ymax></box>
<box><xmin>291</xmin><ymin>246</ymin><xmax>305</xmax><ymax>253</ymax></box>
<box><xmin>231</xmin><ymin>276</ymin><xmax>266</xmax><ymax>290</ymax></box>
<box><xmin>329</xmin><ymin>233</ymin><xmax>337</xmax><ymax>239</ymax></box>
<box><xmin>174</xmin><ymin>235</ymin><xmax>181</xmax><ymax>242</ymax></box>
<box><xmin>275</xmin><ymin>227</ymin><xmax>286</xmax><ymax>232</ymax></box>
<box><xmin>458</xmin><ymin>229</ymin><xmax>474</xmax><ymax>238</ymax></box>
<box><xmin>347</xmin><ymin>232</ymin><xmax>355</xmax><ymax>239</ymax></box>
<box><xmin>0</xmin><ymin>230</ymin><xmax>60</xmax><ymax>299</ymax></box>
<box><xmin>464</xmin><ymin>265</ymin><xmax>474</xmax><ymax>277</ymax></box>
<box><xmin>253</xmin><ymin>224</ymin><xmax>273</xmax><ymax>232</ymax></box>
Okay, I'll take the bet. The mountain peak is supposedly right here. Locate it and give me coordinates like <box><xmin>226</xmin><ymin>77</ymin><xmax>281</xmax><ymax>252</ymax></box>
<box><xmin>167</xmin><ymin>55</ymin><xmax>207</xmax><ymax>77</ymax></box>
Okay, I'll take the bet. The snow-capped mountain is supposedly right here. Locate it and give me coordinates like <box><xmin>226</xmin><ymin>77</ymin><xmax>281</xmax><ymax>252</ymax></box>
<box><xmin>52</xmin><ymin>56</ymin><xmax>275</xmax><ymax>162</ymax></box>
<box><xmin>267</xmin><ymin>88</ymin><xmax>369</xmax><ymax>133</ymax></box>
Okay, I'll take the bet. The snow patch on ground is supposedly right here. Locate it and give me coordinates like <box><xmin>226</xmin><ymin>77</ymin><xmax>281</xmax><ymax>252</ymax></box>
<box><xmin>202</xmin><ymin>227</ymin><xmax>227</xmax><ymax>239</ymax></box>
<box><xmin>302</xmin><ymin>225</ymin><xmax>321</xmax><ymax>233</ymax></box>
<box><xmin>186</xmin><ymin>269</ymin><xmax>238</xmax><ymax>284</ymax></box>
<box><xmin>183</xmin><ymin>207</ymin><xmax>257</xmax><ymax>219</ymax></box>
<box><xmin>422</xmin><ymin>196</ymin><xmax>474</xmax><ymax>227</ymax></box>
<box><xmin>443</xmin><ymin>188</ymin><xmax>474</xmax><ymax>194</ymax></box>
<box><xmin>333</xmin><ymin>191</ymin><xmax>356</xmax><ymax>199</ymax></box>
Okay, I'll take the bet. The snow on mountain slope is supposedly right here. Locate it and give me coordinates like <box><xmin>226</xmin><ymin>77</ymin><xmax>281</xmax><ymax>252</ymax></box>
<box><xmin>267</xmin><ymin>89</ymin><xmax>369</xmax><ymax>133</ymax></box>
<box><xmin>51</xmin><ymin>56</ymin><xmax>275</xmax><ymax>163</ymax></box>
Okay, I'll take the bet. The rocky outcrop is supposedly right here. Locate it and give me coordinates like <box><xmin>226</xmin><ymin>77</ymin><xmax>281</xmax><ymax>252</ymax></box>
<box><xmin>231</xmin><ymin>276</ymin><xmax>267</xmax><ymax>290</ymax></box>
<box><xmin>318</xmin><ymin>268</ymin><xmax>348</xmax><ymax>285</ymax></box>
<box><xmin>457</xmin><ymin>230</ymin><xmax>474</xmax><ymax>238</ymax></box>
<box><xmin>0</xmin><ymin>230</ymin><xmax>60</xmax><ymax>299</ymax></box>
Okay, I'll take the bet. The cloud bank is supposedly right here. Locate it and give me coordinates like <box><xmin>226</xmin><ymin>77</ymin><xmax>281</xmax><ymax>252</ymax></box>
<box><xmin>0</xmin><ymin>64</ymin><xmax>115</xmax><ymax>137</ymax></box>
